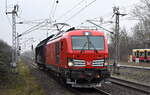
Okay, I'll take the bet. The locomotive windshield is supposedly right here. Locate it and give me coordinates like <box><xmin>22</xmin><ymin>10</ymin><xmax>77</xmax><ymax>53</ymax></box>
<box><xmin>72</xmin><ymin>36</ymin><xmax>104</xmax><ymax>50</ymax></box>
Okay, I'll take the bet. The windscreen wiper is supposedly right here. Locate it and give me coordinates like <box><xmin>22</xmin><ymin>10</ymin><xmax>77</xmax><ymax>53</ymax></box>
<box><xmin>80</xmin><ymin>41</ymin><xmax>88</xmax><ymax>54</ymax></box>
<box><xmin>87</xmin><ymin>36</ymin><xmax>99</xmax><ymax>53</ymax></box>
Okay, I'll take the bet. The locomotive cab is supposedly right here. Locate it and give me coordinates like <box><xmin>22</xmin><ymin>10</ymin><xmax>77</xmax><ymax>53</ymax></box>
<box><xmin>62</xmin><ymin>30</ymin><xmax>110</xmax><ymax>87</ymax></box>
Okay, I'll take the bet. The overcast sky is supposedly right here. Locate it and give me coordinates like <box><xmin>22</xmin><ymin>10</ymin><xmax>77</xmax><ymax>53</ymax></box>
<box><xmin>0</xmin><ymin>0</ymin><xmax>139</xmax><ymax>50</ymax></box>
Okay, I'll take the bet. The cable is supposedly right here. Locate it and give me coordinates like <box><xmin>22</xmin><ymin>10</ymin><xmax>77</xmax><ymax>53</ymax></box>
<box><xmin>56</xmin><ymin>0</ymin><xmax>86</xmax><ymax>20</ymax></box>
<box><xmin>24</xmin><ymin>23</ymin><xmax>48</xmax><ymax>34</ymax></box>
<box><xmin>20</xmin><ymin>23</ymin><xmax>48</xmax><ymax>38</ymax></box>
<box><xmin>18</xmin><ymin>19</ymin><xmax>49</xmax><ymax>37</ymax></box>
<box><xmin>52</xmin><ymin>0</ymin><xmax>59</xmax><ymax>19</ymax></box>
<box><xmin>17</xmin><ymin>18</ymin><xmax>48</xmax><ymax>24</ymax></box>
<box><xmin>49</xmin><ymin>0</ymin><xmax>56</xmax><ymax>18</ymax></box>
<box><xmin>87</xmin><ymin>20</ymin><xmax>114</xmax><ymax>34</ymax></box>
<box><xmin>6</xmin><ymin>16</ymin><xmax>12</xmax><ymax>28</ymax></box>
<box><xmin>5</xmin><ymin>0</ymin><xmax>7</xmax><ymax>14</ymax></box>
<box><xmin>65</xmin><ymin>0</ymin><xmax>97</xmax><ymax>22</ymax></box>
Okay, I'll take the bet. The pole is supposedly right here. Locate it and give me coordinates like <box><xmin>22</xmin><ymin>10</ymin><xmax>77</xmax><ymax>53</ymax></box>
<box><xmin>115</xmin><ymin>7</ymin><xmax>120</xmax><ymax>65</ymax></box>
<box><xmin>17</xmin><ymin>33</ymin><xmax>20</xmax><ymax>62</ymax></box>
<box><xmin>6</xmin><ymin>5</ymin><xmax>19</xmax><ymax>73</ymax></box>
<box><xmin>113</xmin><ymin>7</ymin><xmax>127</xmax><ymax>74</ymax></box>
<box><xmin>12</xmin><ymin>10</ymin><xmax>17</xmax><ymax>68</ymax></box>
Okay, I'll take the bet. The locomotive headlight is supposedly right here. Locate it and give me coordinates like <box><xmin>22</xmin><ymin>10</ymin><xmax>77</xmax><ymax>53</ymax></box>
<box><xmin>68</xmin><ymin>61</ymin><xmax>74</xmax><ymax>66</ymax></box>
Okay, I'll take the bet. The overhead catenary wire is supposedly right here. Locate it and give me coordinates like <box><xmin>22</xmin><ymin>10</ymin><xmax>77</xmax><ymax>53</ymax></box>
<box><xmin>56</xmin><ymin>0</ymin><xmax>86</xmax><ymax>20</ymax></box>
<box><xmin>17</xmin><ymin>18</ymin><xmax>48</xmax><ymax>24</ymax></box>
<box><xmin>49</xmin><ymin>0</ymin><xmax>56</xmax><ymax>18</ymax></box>
<box><xmin>65</xmin><ymin>0</ymin><xmax>97</xmax><ymax>22</ymax></box>
<box><xmin>87</xmin><ymin>20</ymin><xmax>114</xmax><ymax>34</ymax></box>
<box><xmin>18</xmin><ymin>23</ymin><xmax>48</xmax><ymax>38</ymax></box>
<box><xmin>18</xmin><ymin>19</ymin><xmax>49</xmax><ymax>37</ymax></box>
<box><xmin>24</xmin><ymin>23</ymin><xmax>48</xmax><ymax>34</ymax></box>
<box><xmin>6</xmin><ymin>15</ymin><xmax>12</xmax><ymax>28</ymax></box>
<box><xmin>52</xmin><ymin>0</ymin><xmax>59</xmax><ymax>19</ymax></box>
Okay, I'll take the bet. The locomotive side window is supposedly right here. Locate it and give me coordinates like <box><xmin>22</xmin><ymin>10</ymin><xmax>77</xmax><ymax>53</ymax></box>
<box><xmin>55</xmin><ymin>42</ymin><xmax>60</xmax><ymax>64</ymax></box>
<box><xmin>144</xmin><ymin>50</ymin><xmax>147</xmax><ymax>58</ymax></box>
<box><xmin>148</xmin><ymin>51</ymin><xmax>150</xmax><ymax>56</ymax></box>
<box><xmin>140</xmin><ymin>52</ymin><xmax>144</xmax><ymax>56</ymax></box>
<box><xmin>72</xmin><ymin>36</ymin><xmax>104</xmax><ymax>50</ymax></box>
<box><xmin>134</xmin><ymin>52</ymin><xmax>136</xmax><ymax>56</ymax></box>
<box><xmin>136</xmin><ymin>51</ymin><xmax>139</xmax><ymax>58</ymax></box>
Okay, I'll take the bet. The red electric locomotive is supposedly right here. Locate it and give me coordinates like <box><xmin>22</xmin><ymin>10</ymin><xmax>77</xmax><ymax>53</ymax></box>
<box><xmin>35</xmin><ymin>28</ymin><xmax>110</xmax><ymax>88</ymax></box>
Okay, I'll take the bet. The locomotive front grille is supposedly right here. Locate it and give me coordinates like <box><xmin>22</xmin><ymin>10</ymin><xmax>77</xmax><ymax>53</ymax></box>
<box><xmin>69</xmin><ymin>59</ymin><xmax>105</xmax><ymax>67</ymax></box>
<box><xmin>92</xmin><ymin>59</ymin><xmax>104</xmax><ymax>66</ymax></box>
<box><xmin>73</xmin><ymin>59</ymin><xmax>86</xmax><ymax>67</ymax></box>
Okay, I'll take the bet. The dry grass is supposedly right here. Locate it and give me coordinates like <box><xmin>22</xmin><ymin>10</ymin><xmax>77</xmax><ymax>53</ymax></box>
<box><xmin>0</xmin><ymin>60</ymin><xmax>45</xmax><ymax>95</ymax></box>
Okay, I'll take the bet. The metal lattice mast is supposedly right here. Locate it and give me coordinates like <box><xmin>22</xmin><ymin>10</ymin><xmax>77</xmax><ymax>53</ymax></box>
<box><xmin>114</xmin><ymin>7</ymin><xmax>120</xmax><ymax>64</ymax></box>
<box><xmin>113</xmin><ymin>7</ymin><xmax>127</xmax><ymax>64</ymax></box>
<box><xmin>12</xmin><ymin>10</ymin><xmax>17</xmax><ymax>67</ymax></box>
<box><xmin>17</xmin><ymin>33</ymin><xmax>19</xmax><ymax>62</ymax></box>
<box><xmin>6</xmin><ymin>5</ymin><xmax>19</xmax><ymax>70</ymax></box>
<box><xmin>113</xmin><ymin>7</ymin><xmax>127</xmax><ymax>65</ymax></box>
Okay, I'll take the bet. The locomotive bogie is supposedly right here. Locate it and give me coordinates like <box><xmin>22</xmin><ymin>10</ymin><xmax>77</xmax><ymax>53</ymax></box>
<box><xmin>64</xmin><ymin>69</ymin><xmax>110</xmax><ymax>88</ymax></box>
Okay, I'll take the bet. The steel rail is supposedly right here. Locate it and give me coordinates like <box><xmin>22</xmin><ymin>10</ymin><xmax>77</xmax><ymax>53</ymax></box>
<box><xmin>29</xmin><ymin>61</ymin><xmax>112</xmax><ymax>95</ymax></box>
<box><xmin>109</xmin><ymin>77</ymin><xmax>150</xmax><ymax>94</ymax></box>
<box><xmin>94</xmin><ymin>87</ymin><xmax>111</xmax><ymax>95</ymax></box>
<box><xmin>120</xmin><ymin>65</ymin><xmax>150</xmax><ymax>70</ymax></box>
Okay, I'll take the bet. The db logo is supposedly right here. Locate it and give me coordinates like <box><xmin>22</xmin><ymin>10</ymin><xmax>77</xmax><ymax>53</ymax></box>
<box><xmin>87</xmin><ymin>62</ymin><xmax>91</xmax><ymax>66</ymax></box>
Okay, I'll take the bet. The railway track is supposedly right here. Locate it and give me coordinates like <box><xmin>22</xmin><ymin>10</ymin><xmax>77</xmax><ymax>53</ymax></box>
<box><xmin>109</xmin><ymin>77</ymin><xmax>150</xmax><ymax>94</ymax></box>
<box><xmin>28</xmin><ymin>61</ymin><xmax>150</xmax><ymax>95</ymax></box>
<box><xmin>120</xmin><ymin>65</ymin><xmax>150</xmax><ymax>70</ymax></box>
<box><xmin>28</xmin><ymin>62</ymin><xmax>112</xmax><ymax>95</ymax></box>
<box><xmin>26</xmin><ymin>61</ymin><xmax>82</xmax><ymax>95</ymax></box>
<box><xmin>94</xmin><ymin>87</ymin><xmax>111</xmax><ymax>95</ymax></box>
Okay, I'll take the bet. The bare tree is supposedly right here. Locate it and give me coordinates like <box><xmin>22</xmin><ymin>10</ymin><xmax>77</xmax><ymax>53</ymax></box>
<box><xmin>109</xmin><ymin>27</ymin><xmax>131</xmax><ymax>61</ymax></box>
<box><xmin>132</xmin><ymin>0</ymin><xmax>150</xmax><ymax>46</ymax></box>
